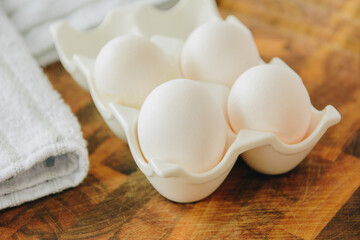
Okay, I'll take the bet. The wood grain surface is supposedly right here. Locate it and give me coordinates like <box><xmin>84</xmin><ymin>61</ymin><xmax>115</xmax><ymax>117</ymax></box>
<box><xmin>1</xmin><ymin>0</ymin><xmax>360</xmax><ymax>239</ymax></box>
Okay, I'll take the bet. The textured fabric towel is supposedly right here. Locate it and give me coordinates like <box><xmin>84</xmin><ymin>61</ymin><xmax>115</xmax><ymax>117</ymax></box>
<box><xmin>0</xmin><ymin>0</ymin><xmax>169</xmax><ymax>66</ymax></box>
<box><xmin>0</xmin><ymin>7</ymin><xmax>89</xmax><ymax>210</ymax></box>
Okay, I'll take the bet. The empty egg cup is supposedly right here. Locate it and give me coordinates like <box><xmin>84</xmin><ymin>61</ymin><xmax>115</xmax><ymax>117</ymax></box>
<box><xmin>51</xmin><ymin>0</ymin><xmax>341</xmax><ymax>203</ymax></box>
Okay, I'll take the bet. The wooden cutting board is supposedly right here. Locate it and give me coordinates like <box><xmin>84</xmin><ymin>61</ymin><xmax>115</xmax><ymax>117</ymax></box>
<box><xmin>1</xmin><ymin>0</ymin><xmax>359</xmax><ymax>239</ymax></box>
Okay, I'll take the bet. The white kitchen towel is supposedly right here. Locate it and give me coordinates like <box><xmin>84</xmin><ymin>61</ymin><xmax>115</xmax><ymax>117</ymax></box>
<box><xmin>0</xmin><ymin>0</ymin><xmax>170</xmax><ymax>66</ymax></box>
<box><xmin>0</xmin><ymin>7</ymin><xmax>89</xmax><ymax>210</ymax></box>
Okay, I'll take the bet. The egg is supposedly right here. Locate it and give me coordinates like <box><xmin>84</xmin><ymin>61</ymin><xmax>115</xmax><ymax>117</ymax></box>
<box><xmin>181</xmin><ymin>20</ymin><xmax>260</xmax><ymax>88</ymax></box>
<box><xmin>228</xmin><ymin>64</ymin><xmax>311</xmax><ymax>144</ymax></box>
<box><xmin>138</xmin><ymin>79</ymin><xmax>227</xmax><ymax>173</ymax></box>
<box><xmin>94</xmin><ymin>35</ymin><xmax>179</xmax><ymax>109</ymax></box>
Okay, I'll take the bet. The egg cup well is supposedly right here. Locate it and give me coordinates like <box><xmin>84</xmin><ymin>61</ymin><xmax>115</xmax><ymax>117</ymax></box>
<box><xmin>51</xmin><ymin>0</ymin><xmax>341</xmax><ymax>203</ymax></box>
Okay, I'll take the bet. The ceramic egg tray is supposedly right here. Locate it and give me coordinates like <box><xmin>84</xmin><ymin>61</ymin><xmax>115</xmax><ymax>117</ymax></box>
<box><xmin>51</xmin><ymin>0</ymin><xmax>341</xmax><ymax>203</ymax></box>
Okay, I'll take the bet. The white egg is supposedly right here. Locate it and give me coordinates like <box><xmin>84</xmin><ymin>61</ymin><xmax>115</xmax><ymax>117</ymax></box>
<box><xmin>94</xmin><ymin>35</ymin><xmax>179</xmax><ymax>109</ymax></box>
<box><xmin>228</xmin><ymin>65</ymin><xmax>311</xmax><ymax>144</ymax></box>
<box><xmin>181</xmin><ymin>20</ymin><xmax>260</xmax><ymax>88</ymax></box>
<box><xmin>138</xmin><ymin>79</ymin><xmax>227</xmax><ymax>173</ymax></box>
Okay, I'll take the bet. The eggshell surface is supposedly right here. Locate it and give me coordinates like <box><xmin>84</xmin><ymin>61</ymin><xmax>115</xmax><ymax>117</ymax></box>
<box><xmin>181</xmin><ymin>21</ymin><xmax>260</xmax><ymax>88</ymax></box>
<box><xmin>138</xmin><ymin>79</ymin><xmax>227</xmax><ymax>173</ymax></box>
<box><xmin>228</xmin><ymin>65</ymin><xmax>311</xmax><ymax>144</ymax></box>
<box><xmin>94</xmin><ymin>35</ymin><xmax>179</xmax><ymax>109</ymax></box>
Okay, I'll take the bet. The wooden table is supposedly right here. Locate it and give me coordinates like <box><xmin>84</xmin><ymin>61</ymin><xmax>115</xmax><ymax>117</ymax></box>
<box><xmin>1</xmin><ymin>0</ymin><xmax>359</xmax><ymax>239</ymax></box>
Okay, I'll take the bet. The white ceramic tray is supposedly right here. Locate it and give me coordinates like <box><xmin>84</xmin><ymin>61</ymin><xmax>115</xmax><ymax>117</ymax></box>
<box><xmin>51</xmin><ymin>0</ymin><xmax>341</xmax><ymax>203</ymax></box>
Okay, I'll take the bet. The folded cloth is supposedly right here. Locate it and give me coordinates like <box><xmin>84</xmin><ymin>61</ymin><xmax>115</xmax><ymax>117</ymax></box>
<box><xmin>0</xmin><ymin>7</ymin><xmax>89</xmax><ymax>210</ymax></box>
<box><xmin>0</xmin><ymin>0</ymin><xmax>170</xmax><ymax>66</ymax></box>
